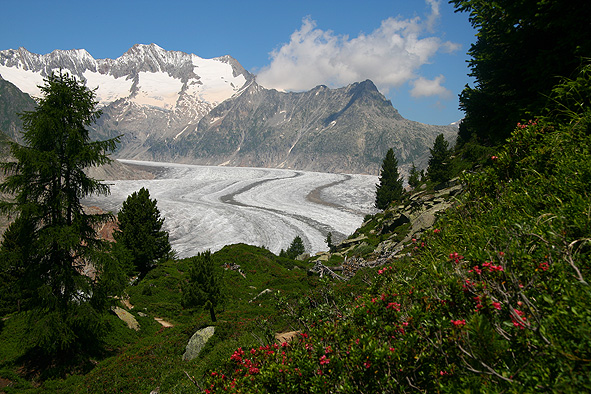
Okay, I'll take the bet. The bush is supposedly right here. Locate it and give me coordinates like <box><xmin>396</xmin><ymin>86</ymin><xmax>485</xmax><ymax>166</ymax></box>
<box><xmin>199</xmin><ymin>64</ymin><xmax>591</xmax><ymax>394</ymax></box>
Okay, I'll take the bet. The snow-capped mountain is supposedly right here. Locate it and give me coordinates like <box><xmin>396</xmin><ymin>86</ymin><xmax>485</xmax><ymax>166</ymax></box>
<box><xmin>0</xmin><ymin>44</ymin><xmax>457</xmax><ymax>175</ymax></box>
<box><xmin>0</xmin><ymin>44</ymin><xmax>253</xmax><ymax>148</ymax></box>
<box><xmin>0</xmin><ymin>44</ymin><xmax>251</xmax><ymax>107</ymax></box>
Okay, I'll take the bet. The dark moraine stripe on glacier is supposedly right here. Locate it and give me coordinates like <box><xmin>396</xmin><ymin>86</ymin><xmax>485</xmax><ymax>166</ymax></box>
<box><xmin>305</xmin><ymin>174</ymin><xmax>371</xmax><ymax>216</ymax></box>
<box><xmin>219</xmin><ymin>171</ymin><xmax>352</xmax><ymax>243</ymax></box>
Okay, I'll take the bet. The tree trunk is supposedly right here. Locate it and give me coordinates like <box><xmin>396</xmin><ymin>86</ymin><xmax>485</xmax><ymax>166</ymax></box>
<box><xmin>209</xmin><ymin>304</ymin><xmax>217</xmax><ymax>322</ymax></box>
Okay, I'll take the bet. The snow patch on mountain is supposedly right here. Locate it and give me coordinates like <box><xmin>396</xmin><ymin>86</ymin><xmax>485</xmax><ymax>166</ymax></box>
<box><xmin>82</xmin><ymin>70</ymin><xmax>133</xmax><ymax>105</ymax></box>
<box><xmin>0</xmin><ymin>65</ymin><xmax>45</xmax><ymax>97</ymax></box>
<box><xmin>0</xmin><ymin>44</ymin><xmax>251</xmax><ymax>111</ymax></box>
<box><xmin>133</xmin><ymin>71</ymin><xmax>183</xmax><ymax>109</ymax></box>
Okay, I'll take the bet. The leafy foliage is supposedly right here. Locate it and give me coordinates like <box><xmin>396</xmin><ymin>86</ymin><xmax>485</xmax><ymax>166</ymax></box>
<box><xmin>0</xmin><ymin>72</ymin><xmax>122</xmax><ymax>355</ymax></box>
<box><xmin>114</xmin><ymin>187</ymin><xmax>172</xmax><ymax>276</ymax></box>
<box><xmin>375</xmin><ymin>148</ymin><xmax>404</xmax><ymax>209</ymax></box>
<box><xmin>199</xmin><ymin>63</ymin><xmax>591</xmax><ymax>393</ymax></box>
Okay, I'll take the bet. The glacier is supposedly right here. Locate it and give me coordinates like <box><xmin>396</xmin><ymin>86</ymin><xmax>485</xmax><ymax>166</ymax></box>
<box><xmin>83</xmin><ymin>160</ymin><xmax>379</xmax><ymax>259</ymax></box>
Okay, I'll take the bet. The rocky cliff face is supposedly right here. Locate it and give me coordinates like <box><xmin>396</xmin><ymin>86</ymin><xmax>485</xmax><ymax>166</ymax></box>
<box><xmin>0</xmin><ymin>77</ymin><xmax>36</xmax><ymax>144</ymax></box>
<box><xmin>0</xmin><ymin>45</ymin><xmax>457</xmax><ymax>175</ymax></box>
<box><xmin>171</xmin><ymin>79</ymin><xmax>457</xmax><ymax>174</ymax></box>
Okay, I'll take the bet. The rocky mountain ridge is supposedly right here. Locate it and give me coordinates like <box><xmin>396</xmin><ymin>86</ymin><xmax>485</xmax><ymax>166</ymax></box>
<box><xmin>0</xmin><ymin>44</ymin><xmax>457</xmax><ymax>175</ymax></box>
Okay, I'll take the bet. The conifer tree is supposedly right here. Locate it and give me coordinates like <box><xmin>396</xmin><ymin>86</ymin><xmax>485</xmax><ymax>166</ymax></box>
<box><xmin>408</xmin><ymin>162</ymin><xmax>421</xmax><ymax>188</ymax></box>
<box><xmin>114</xmin><ymin>187</ymin><xmax>172</xmax><ymax>277</ymax></box>
<box><xmin>450</xmin><ymin>0</ymin><xmax>591</xmax><ymax>145</ymax></box>
<box><xmin>326</xmin><ymin>232</ymin><xmax>336</xmax><ymax>253</ymax></box>
<box><xmin>375</xmin><ymin>148</ymin><xmax>404</xmax><ymax>210</ymax></box>
<box><xmin>0</xmin><ymin>72</ymin><xmax>122</xmax><ymax>354</ymax></box>
<box><xmin>286</xmin><ymin>235</ymin><xmax>306</xmax><ymax>259</ymax></box>
<box><xmin>181</xmin><ymin>251</ymin><xmax>222</xmax><ymax>322</ymax></box>
<box><xmin>426</xmin><ymin>134</ymin><xmax>452</xmax><ymax>184</ymax></box>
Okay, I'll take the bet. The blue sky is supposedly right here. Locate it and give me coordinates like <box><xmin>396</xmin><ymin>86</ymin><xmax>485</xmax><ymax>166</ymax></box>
<box><xmin>0</xmin><ymin>0</ymin><xmax>476</xmax><ymax>125</ymax></box>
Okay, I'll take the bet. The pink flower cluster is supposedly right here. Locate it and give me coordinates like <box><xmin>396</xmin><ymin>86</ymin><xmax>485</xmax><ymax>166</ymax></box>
<box><xmin>377</xmin><ymin>265</ymin><xmax>393</xmax><ymax>275</ymax></box>
<box><xmin>517</xmin><ymin>119</ymin><xmax>538</xmax><ymax>129</ymax></box>
<box><xmin>451</xmin><ymin>319</ymin><xmax>466</xmax><ymax>327</ymax></box>
<box><xmin>449</xmin><ymin>252</ymin><xmax>464</xmax><ymax>264</ymax></box>
<box><xmin>482</xmin><ymin>261</ymin><xmax>504</xmax><ymax>272</ymax></box>
<box><xmin>512</xmin><ymin>309</ymin><xmax>527</xmax><ymax>329</ymax></box>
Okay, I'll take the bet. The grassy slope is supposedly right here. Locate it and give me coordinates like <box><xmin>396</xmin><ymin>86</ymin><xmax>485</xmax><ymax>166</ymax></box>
<box><xmin>195</xmin><ymin>71</ymin><xmax>591</xmax><ymax>392</ymax></box>
<box><xmin>1</xmin><ymin>70</ymin><xmax>590</xmax><ymax>393</ymax></box>
<box><xmin>0</xmin><ymin>243</ymin><xmax>369</xmax><ymax>393</ymax></box>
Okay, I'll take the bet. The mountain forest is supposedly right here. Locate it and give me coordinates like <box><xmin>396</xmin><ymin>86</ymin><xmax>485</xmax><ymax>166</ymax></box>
<box><xmin>0</xmin><ymin>1</ymin><xmax>590</xmax><ymax>392</ymax></box>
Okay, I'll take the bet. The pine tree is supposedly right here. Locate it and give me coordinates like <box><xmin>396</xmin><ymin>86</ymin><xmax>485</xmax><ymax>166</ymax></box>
<box><xmin>181</xmin><ymin>251</ymin><xmax>222</xmax><ymax>322</ymax></box>
<box><xmin>0</xmin><ymin>72</ymin><xmax>122</xmax><ymax>354</ymax></box>
<box><xmin>426</xmin><ymin>134</ymin><xmax>452</xmax><ymax>184</ymax></box>
<box><xmin>114</xmin><ymin>187</ymin><xmax>172</xmax><ymax>277</ymax></box>
<box><xmin>375</xmin><ymin>148</ymin><xmax>404</xmax><ymax>210</ymax></box>
<box><xmin>326</xmin><ymin>232</ymin><xmax>336</xmax><ymax>253</ymax></box>
<box><xmin>286</xmin><ymin>235</ymin><xmax>306</xmax><ymax>259</ymax></box>
<box><xmin>450</xmin><ymin>1</ymin><xmax>591</xmax><ymax>145</ymax></box>
<box><xmin>408</xmin><ymin>162</ymin><xmax>421</xmax><ymax>188</ymax></box>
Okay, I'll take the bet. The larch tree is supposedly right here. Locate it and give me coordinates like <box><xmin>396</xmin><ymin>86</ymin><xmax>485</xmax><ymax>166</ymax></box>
<box><xmin>375</xmin><ymin>148</ymin><xmax>404</xmax><ymax>210</ymax></box>
<box><xmin>0</xmin><ymin>72</ymin><xmax>122</xmax><ymax>354</ymax></box>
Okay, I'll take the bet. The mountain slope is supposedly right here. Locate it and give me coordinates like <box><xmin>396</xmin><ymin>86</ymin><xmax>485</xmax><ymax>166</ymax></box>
<box><xmin>173</xmin><ymin>80</ymin><xmax>457</xmax><ymax>174</ymax></box>
<box><xmin>0</xmin><ymin>76</ymin><xmax>36</xmax><ymax>144</ymax></box>
<box><xmin>0</xmin><ymin>45</ymin><xmax>456</xmax><ymax>175</ymax></box>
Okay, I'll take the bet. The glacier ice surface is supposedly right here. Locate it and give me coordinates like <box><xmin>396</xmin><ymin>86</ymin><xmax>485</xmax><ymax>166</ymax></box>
<box><xmin>83</xmin><ymin>160</ymin><xmax>378</xmax><ymax>258</ymax></box>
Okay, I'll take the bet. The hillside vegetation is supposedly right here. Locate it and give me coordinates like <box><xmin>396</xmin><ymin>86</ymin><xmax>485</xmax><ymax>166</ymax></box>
<box><xmin>192</xmin><ymin>66</ymin><xmax>591</xmax><ymax>393</ymax></box>
<box><xmin>0</xmin><ymin>64</ymin><xmax>589</xmax><ymax>393</ymax></box>
<box><xmin>1</xmin><ymin>2</ymin><xmax>590</xmax><ymax>391</ymax></box>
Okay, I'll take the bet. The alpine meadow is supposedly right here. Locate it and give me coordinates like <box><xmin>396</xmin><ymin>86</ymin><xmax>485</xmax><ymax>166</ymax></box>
<box><xmin>0</xmin><ymin>1</ymin><xmax>590</xmax><ymax>393</ymax></box>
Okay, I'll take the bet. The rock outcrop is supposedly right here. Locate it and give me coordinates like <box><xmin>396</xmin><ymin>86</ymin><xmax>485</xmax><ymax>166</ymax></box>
<box><xmin>311</xmin><ymin>181</ymin><xmax>463</xmax><ymax>278</ymax></box>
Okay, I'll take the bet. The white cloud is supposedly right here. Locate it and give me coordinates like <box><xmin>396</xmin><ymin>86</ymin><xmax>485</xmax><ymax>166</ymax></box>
<box><xmin>256</xmin><ymin>0</ymin><xmax>459</xmax><ymax>99</ymax></box>
<box><xmin>410</xmin><ymin>75</ymin><xmax>452</xmax><ymax>98</ymax></box>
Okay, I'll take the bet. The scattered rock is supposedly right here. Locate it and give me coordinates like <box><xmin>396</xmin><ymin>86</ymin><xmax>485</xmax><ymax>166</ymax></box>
<box><xmin>121</xmin><ymin>298</ymin><xmax>134</xmax><ymax>310</ymax></box>
<box><xmin>325</xmin><ymin>182</ymin><xmax>464</xmax><ymax>275</ymax></box>
<box><xmin>275</xmin><ymin>331</ymin><xmax>300</xmax><ymax>343</ymax></box>
<box><xmin>340</xmin><ymin>235</ymin><xmax>368</xmax><ymax>246</ymax></box>
<box><xmin>183</xmin><ymin>326</ymin><xmax>216</xmax><ymax>361</ymax></box>
<box><xmin>249</xmin><ymin>288</ymin><xmax>273</xmax><ymax>303</ymax></box>
<box><xmin>314</xmin><ymin>253</ymin><xmax>330</xmax><ymax>262</ymax></box>
<box><xmin>223</xmin><ymin>262</ymin><xmax>246</xmax><ymax>278</ymax></box>
<box><xmin>154</xmin><ymin>317</ymin><xmax>174</xmax><ymax>327</ymax></box>
<box><xmin>296</xmin><ymin>253</ymin><xmax>310</xmax><ymax>261</ymax></box>
<box><xmin>112</xmin><ymin>306</ymin><xmax>140</xmax><ymax>331</ymax></box>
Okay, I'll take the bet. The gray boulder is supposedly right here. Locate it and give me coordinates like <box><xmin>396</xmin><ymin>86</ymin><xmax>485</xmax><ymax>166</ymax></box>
<box><xmin>111</xmin><ymin>306</ymin><xmax>140</xmax><ymax>331</ymax></box>
<box><xmin>183</xmin><ymin>326</ymin><xmax>216</xmax><ymax>361</ymax></box>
